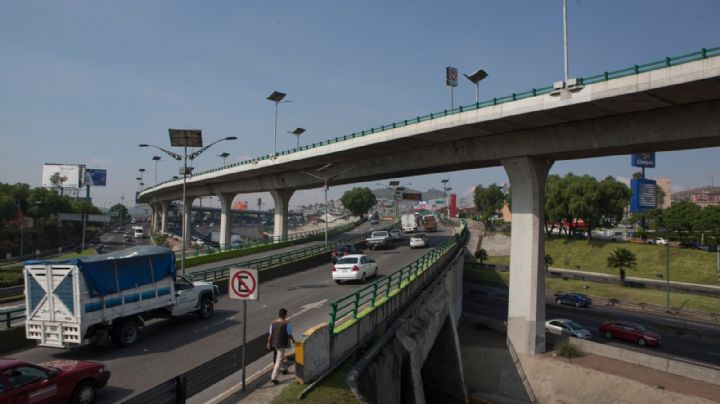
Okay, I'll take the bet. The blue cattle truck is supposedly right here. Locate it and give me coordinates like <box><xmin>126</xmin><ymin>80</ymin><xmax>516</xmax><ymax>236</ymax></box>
<box><xmin>23</xmin><ymin>246</ymin><xmax>218</xmax><ymax>348</ymax></box>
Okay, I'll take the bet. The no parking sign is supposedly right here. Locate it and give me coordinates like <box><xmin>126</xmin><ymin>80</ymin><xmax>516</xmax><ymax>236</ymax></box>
<box><xmin>229</xmin><ymin>268</ymin><xmax>259</xmax><ymax>301</ymax></box>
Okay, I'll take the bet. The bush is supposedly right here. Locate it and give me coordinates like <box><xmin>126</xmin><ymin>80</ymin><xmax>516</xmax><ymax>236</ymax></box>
<box><xmin>556</xmin><ymin>341</ymin><xmax>583</xmax><ymax>359</ymax></box>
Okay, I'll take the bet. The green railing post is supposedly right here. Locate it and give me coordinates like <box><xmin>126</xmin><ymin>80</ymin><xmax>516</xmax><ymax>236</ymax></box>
<box><xmin>371</xmin><ymin>283</ymin><xmax>378</xmax><ymax>307</ymax></box>
<box><xmin>329</xmin><ymin>303</ymin><xmax>338</xmax><ymax>333</ymax></box>
<box><xmin>353</xmin><ymin>293</ymin><xmax>360</xmax><ymax>319</ymax></box>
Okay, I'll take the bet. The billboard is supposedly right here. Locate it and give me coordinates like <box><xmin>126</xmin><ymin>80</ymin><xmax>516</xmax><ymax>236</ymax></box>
<box><xmin>446</xmin><ymin>66</ymin><xmax>458</xmax><ymax>87</ymax></box>
<box><xmin>84</xmin><ymin>169</ymin><xmax>107</xmax><ymax>186</ymax></box>
<box><xmin>631</xmin><ymin>152</ymin><xmax>656</xmax><ymax>168</ymax></box>
<box><xmin>41</xmin><ymin>164</ymin><xmax>82</xmax><ymax>189</ymax></box>
<box><xmin>401</xmin><ymin>192</ymin><xmax>422</xmax><ymax>201</ymax></box>
<box><xmin>631</xmin><ymin>178</ymin><xmax>657</xmax><ymax>212</ymax></box>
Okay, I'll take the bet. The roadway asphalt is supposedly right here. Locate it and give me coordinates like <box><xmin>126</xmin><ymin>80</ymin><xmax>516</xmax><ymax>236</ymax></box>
<box><xmin>463</xmin><ymin>282</ymin><xmax>720</xmax><ymax>368</ymax></box>
<box><xmin>10</xmin><ymin>223</ymin><xmax>453</xmax><ymax>403</ymax></box>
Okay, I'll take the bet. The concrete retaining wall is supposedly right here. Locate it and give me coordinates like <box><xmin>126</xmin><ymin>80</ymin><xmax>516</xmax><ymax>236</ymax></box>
<box><xmin>571</xmin><ymin>338</ymin><xmax>720</xmax><ymax>385</ymax></box>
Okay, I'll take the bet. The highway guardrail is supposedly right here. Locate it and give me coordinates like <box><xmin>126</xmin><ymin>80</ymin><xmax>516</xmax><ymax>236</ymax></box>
<box><xmin>328</xmin><ymin>221</ymin><xmax>468</xmax><ymax>334</ymax></box>
<box><xmin>177</xmin><ymin>222</ymin><xmax>357</xmax><ymax>259</ymax></box>
<box><xmin>0</xmin><ymin>306</ymin><xmax>25</xmax><ymax>330</ymax></box>
<box><xmin>187</xmin><ymin>231</ymin><xmax>374</xmax><ymax>283</ymax></box>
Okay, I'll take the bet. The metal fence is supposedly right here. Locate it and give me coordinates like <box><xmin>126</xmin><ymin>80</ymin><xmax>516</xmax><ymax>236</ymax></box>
<box><xmin>123</xmin><ymin>333</ymin><xmax>269</xmax><ymax>403</ymax></box>
<box><xmin>188</xmin><ymin>231</ymin><xmax>374</xmax><ymax>283</ymax></box>
<box><xmin>141</xmin><ymin>46</ymin><xmax>720</xmax><ymax>193</ymax></box>
<box><xmin>175</xmin><ymin>222</ymin><xmax>356</xmax><ymax>260</ymax></box>
<box><xmin>328</xmin><ymin>221</ymin><xmax>468</xmax><ymax>334</ymax></box>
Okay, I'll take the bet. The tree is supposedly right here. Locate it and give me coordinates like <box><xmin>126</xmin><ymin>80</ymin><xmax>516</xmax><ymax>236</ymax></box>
<box><xmin>0</xmin><ymin>194</ymin><xmax>17</xmax><ymax>224</ymax></box>
<box><xmin>607</xmin><ymin>248</ymin><xmax>637</xmax><ymax>282</ymax></box>
<box><xmin>664</xmin><ymin>201</ymin><xmax>702</xmax><ymax>242</ymax></box>
<box><xmin>544</xmin><ymin>253</ymin><xmax>553</xmax><ymax>275</ymax></box>
<box><xmin>474</xmin><ymin>184</ymin><xmax>505</xmax><ymax>227</ymax></box>
<box><xmin>110</xmin><ymin>204</ymin><xmax>130</xmax><ymax>221</ymax></box>
<box><xmin>340</xmin><ymin>187</ymin><xmax>377</xmax><ymax>217</ymax></box>
<box><xmin>474</xmin><ymin>248</ymin><xmax>488</xmax><ymax>265</ymax></box>
<box><xmin>700</xmin><ymin>205</ymin><xmax>720</xmax><ymax>244</ymax></box>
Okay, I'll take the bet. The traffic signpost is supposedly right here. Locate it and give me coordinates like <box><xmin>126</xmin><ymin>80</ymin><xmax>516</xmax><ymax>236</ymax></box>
<box><xmin>229</xmin><ymin>268</ymin><xmax>259</xmax><ymax>391</ymax></box>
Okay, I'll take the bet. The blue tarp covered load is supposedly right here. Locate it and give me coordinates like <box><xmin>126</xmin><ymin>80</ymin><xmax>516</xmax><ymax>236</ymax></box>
<box><xmin>25</xmin><ymin>246</ymin><xmax>176</xmax><ymax>297</ymax></box>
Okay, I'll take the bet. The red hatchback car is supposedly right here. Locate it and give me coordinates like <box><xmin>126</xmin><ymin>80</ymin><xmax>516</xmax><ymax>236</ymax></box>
<box><xmin>599</xmin><ymin>321</ymin><xmax>663</xmax><ymax>347</ymax></box>
<box><xmin>0</xmin><ymin>358</ymin><xmax>110</xmax><ymax>404</ymax></box>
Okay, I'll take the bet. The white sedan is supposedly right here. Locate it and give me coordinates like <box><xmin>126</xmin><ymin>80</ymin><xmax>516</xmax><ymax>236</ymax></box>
<box><xmin>545</xmin><ymin>318</ymin><xmax>592</xmax><ymax>339</ymax></box>
<box><xmin>332</xmin><ymin>254</ymin><xmax>378</xmax><ymax>284</ymax></box>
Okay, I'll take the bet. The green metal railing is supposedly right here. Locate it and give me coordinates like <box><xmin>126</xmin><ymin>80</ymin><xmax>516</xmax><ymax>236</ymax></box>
<box><xmin>187</xmin><ymin>231</ymin><xmax>374</xmax><ymax>282</ymax></box>
<box><xmin>180</xmin><ymin>222</ymin><xmax>356</xmax><ymax>259</ymax></box>
<box><xmin>328</xmin><ymin>221</ymin><xmax>468</xmax><ymax>334</ymax></box>
<box><xmin>141</xmin><ymin>45</ymin><xmax>720</xmax><ymax>193</ymax></box>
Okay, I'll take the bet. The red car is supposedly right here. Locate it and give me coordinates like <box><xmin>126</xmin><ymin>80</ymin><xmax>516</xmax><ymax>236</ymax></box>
<box><xmin>599</xmin><ymin>321</ymin><xmax>662</xmax><ymax>347</ymax></box>
<box><xmin>0</xmin><ymin>358</ymin><xmax>110</xmax><ymax>404</ymax></box>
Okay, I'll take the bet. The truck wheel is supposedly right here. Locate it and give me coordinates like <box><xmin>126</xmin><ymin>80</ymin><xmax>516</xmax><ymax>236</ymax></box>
<box><xmin>112</xmin><ymin>319</ymin><xmax>140</xmax><ymax>348</ymax></box>
<box><xmin>198</xmin><ymin>297</ymin><xmax>214</xmax><ymax>320</ymax></box>
<box><xmin>72</xmin><ymin>380</ymin><xmax>97</xmax><ymax>404</ymax></box>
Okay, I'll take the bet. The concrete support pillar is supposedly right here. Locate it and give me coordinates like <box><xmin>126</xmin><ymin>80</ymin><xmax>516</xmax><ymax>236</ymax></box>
<box><xmin>218</xmin><ymin>193</ymin><xmax>235</xmax><ymax>249</ymax></box>
<box><xmin>151</xmin><ymin>204</ymin><xmax>160</xmax><ymax>233</ymax></box>
<box><xmin>182</xmin><ymin>197</ymin><xmax>194</xmax><ymax>248</ymax></box>
<box><xmin>270</xmin><ymin>189</ymin><xmax>294</xmax><ymax>241</ymax></box>
<box><xmin>501</xmin><ymin>156</ymin><xmax>553</xmax><ymax>355</ymax></box>
<box><xmin>160</xmin><ymin>201</ymin><xmax>169</xmax><ymax>233</ymax></box>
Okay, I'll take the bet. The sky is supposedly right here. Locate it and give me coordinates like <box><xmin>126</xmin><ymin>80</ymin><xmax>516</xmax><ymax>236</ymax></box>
<box><xmin>2</xmin><ymin>1</ymin><xmax>720</xmax><ymax>210</ymax></box>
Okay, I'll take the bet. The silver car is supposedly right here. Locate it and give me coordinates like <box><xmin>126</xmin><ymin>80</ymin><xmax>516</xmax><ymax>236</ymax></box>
<box><xmin>389</xmin><ymin>228</ymin><xmax>405</xmax><ymax>241</ymax></box>
<box><xmin>545</xmin><ymin>318</ymin><xmax>592</xmax><ymax>339</ymax></box>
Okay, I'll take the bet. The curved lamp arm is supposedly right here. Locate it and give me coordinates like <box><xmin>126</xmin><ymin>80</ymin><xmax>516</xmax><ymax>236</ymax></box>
<box><xmin>138</xmin><ymin>144</ymin><xmax>182</xmax><ymax>161</ymax></box>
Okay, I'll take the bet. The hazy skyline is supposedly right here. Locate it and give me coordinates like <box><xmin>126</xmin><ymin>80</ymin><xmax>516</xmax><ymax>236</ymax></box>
<box><xmin>2</xmin><ymin>1</ymin><xmax>720</xmax><ymax>209</ymax></box>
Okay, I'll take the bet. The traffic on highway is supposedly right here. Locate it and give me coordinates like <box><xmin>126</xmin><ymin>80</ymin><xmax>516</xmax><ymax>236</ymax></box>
<box><xmin>3</xmin><ymin>220</ymin><xmax>453</xmax><ymax>402</ymax></box>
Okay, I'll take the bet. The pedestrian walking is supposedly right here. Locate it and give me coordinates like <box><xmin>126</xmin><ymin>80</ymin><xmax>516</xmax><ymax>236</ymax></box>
<box><xmin>267</xmin><ymin>308</ymin><xmax>295</xmax><ymax>384</ymax></box>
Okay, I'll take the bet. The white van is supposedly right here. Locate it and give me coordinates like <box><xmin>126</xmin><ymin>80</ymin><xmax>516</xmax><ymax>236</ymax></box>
<box><xmin>133</xmin><ymin>226</ymin><xmax>145</xmax><ymax>239</ymax></box>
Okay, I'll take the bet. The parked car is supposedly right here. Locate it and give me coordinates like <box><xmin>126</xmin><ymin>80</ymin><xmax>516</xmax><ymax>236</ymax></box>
<box><xmin>332</xmin><ymin>254</ymin><xmax>378</xmax><ymax>284</ymax></box>
<box><xmin>388</xmin><ymin>229</ymin><xmax>405</xmax><ymax>241</ymax></box>
<box><xmin>409</xmin><ymin>233</ymin><xmax>429</xmax><ymax>249</ymax></box>
<box><xmin>599</xmin><ymin>321</ymin><xmax>662</xmax><ymax>347</ymax></box>
<box><xmin>331</xmin><ymin>244</ymin><xmax>364</xmax><ymax>263</ymax></box>
<box><xmin>544</xmin><ymin>318</ymin><xmax>592</xmax><ymax>339</ymax></box>
<box><xmin>648</xmin><ymin>238</ymin><xmax>667</xmax><ymax>245</ymax></box>
<box><xmin>0</xmin><ymin>357</ymin><xmax>111</xmax><ymax>403</ymax></box>
<box><xmin>554</xmin><ymin>293</ymin><xmax>592</xmax><ymax>308</ymax></box>
<box><xmin>679</xmin><ymin>241</ymin><xmax>700</xmax><ymax>249</ymax></box>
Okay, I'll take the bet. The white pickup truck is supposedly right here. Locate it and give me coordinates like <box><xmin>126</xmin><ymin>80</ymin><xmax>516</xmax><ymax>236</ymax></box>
<box><xmin>24</xmin><ymin>246</ymin><xmax>218</xmax><ymax>348</ymax></box>
<box><xmin>365</xmin><ymin>231</ymin><xmax>392</xmax><ymax>250</ymax></box>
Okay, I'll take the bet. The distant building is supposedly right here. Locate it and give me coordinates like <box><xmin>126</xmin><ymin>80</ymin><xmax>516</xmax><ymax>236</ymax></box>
<box><xmin>690</xmin><ymin>191</ymin><xmax>720</xmax><ymax>208</ymax></box>
<box><xmin>656</xmin><ymin>177</ymin><xmax>672</xmax><ymax>208</ymax></box>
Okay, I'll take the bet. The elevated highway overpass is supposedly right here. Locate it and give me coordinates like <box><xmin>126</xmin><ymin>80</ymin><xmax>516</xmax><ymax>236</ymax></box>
<box><xmin>138</xmin><ymin>47</ymin><xmax>720</xmax><ymax>357</ymax></box>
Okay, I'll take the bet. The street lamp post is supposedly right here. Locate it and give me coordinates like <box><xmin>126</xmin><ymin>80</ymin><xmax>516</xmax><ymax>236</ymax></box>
<box><xmin>152</xmin><ymin>156</ymin><xmax>161</xmax><ymax>186</ymax></box>
<box><xmin>377</xmin><ymin>181</ymin><xmax>411</xmax><ymax>221</ymax></box>
<box><xmin>139</xmin><ymin>132</ymin><xmax>236</xmax><ymax>274</ymax></box>
<box><xmin>463</xmin><ymin>69</ymin><xmax>488</xmax><ymax>104</ymax></box>
<box><xmin>267</xmin><ymin>91</ymin><xmax>288</xmax><ymax>156</ymax></box>
<box><xmin>289</xmin><ymin>128</ymin><xmax>305</xmax><ymax>149</ymax></box>
<box><xmin>441</xmin><ymin>179</ymin><xmax>453</xmax><ymax>218</ymax></box>
<box><xmin>663</xmin><ymin>226</ymin><xmax>671</xmax><ymax>306</ymax></box>
<box><xmin>218</xmin><ymin>152</ymin><xmax>230</xmax><ymax>166</ymax></box>
<box><xmin>301</xmin><ymin>163</ymin><xmax>352</xmax><ymax>246</ymax></box>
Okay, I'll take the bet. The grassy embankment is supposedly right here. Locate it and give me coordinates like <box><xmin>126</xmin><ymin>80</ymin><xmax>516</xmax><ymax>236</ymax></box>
<box><xmin>469</xmin><ymin>238</ymin><xmax>720</xmax><ymax>314</ymax></box>
<box><xmin>270</xmin><ymin>360</ymin><xmax>360</xmax><ymax>404</ymax></box>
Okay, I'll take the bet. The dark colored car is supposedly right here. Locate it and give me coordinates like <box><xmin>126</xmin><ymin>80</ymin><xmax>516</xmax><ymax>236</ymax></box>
<box><xmin>554</xmin><ymin>293</ymin><xmax>592</xmax><ymax>308</ymax></box>
<box><xmin>599</xmin><ymin>321</ymin><xmax>662</xmax><ymax>347</ymax></box>
<box><xmin>0</xmin><ymin>357</ymin><xmax>110</xmax><ymax>404</ymax></box>
<box><xmin>331</xmin><ymin>244</ymin><xmax>364</xmax><ymax>263</ymax></box>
